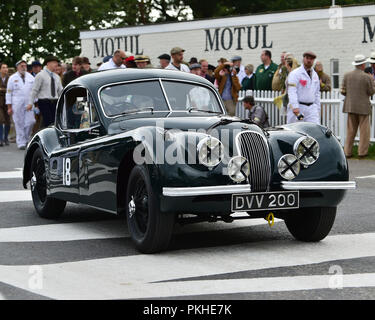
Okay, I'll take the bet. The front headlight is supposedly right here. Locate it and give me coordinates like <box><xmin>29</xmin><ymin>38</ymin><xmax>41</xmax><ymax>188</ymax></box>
<box><xmin>197</xmin><ymin>136</ymin><xmax>224</xmax><ymax>168</ymax></box>
<box><xmin>228</xmin><ymin>156</ymin><xmax>250</xmax><ymax>183</ymax></box>
<box><xmin>294</xmin><ymin>136</ymin><xmax>320</xmax><ymax>166</ymax></box>
<box><xmin>278</xmin><ymin>154</ymin><xmax>300</xmax><ymax>180</ymax></box>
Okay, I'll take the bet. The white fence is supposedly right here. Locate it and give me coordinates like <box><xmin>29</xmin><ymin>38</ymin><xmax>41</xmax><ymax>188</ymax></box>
<box><xmin>236</xmin><ymin>90</ymin><xmax>375</xmax><ymax>146</ymax></box>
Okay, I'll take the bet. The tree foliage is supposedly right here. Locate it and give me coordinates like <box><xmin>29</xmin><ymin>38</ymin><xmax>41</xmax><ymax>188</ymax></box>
<box><xmin>0</xmin><ymin>0</ymin><xmax>371</xmax><ymax>65</ymax></box>
<box><xmin>0</xmin><ymin>0</ymin><xmax>147</xmax><ymax>65</ymax></box>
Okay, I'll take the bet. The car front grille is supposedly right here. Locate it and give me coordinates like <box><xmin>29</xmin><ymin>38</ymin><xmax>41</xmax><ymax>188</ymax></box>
<box><xmin>237</xmin><ymin>131</ymin><xmax>271</xmax><ymax>192</ymax></box>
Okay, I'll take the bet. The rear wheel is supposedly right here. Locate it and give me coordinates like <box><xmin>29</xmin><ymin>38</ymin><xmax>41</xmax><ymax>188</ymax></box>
<box><xmin>30</xmin><ymin>149</ymin><xmax>66</xmax><ymax>219</ymax></box>
<box><xmin>284</xmin><ymin>207</ymin><xmax>337</xmax><ymax>242</ymax></box>
<box><xmin>126</xmin><ymin>165</ymin><xmax>175</xmax><ymax>253</ymax></box>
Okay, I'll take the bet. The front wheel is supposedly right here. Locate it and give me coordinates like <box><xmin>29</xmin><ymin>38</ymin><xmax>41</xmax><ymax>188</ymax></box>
<box><xmin>30</xmin><ymin>148</ymin><xmax>66</xmax><ymax>219</ymax></box>
<box><xmin>126</xmin><ymin>165</ymin><xmax>175</xmax><ymax>253</ymax></box>
<box><xmin>284</xmin><ymin>207</ymin><xmax>337</xmax><ymax>242</ymax></box>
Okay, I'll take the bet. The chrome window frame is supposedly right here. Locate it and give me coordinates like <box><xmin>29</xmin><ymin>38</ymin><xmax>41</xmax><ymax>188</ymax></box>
<box><xmin>97</xmin><ymin>77</ymin><xmax>226</xmax><ymax>119</ymax></box>
<box><xmin>57</xmin><ymin>85</ymin><xmax>94</xmax><ymax>132</ymax></box>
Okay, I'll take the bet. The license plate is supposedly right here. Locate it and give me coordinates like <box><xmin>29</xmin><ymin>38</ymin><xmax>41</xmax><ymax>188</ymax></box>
<box><xmin>231</xmin><ymin>191</ymin><xmax>299</xmax><ymax>212</ymax></box>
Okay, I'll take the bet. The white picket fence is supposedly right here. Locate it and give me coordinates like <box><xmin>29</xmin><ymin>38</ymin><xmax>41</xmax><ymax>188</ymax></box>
<box><xmin>236</xmin><ymin>90</ymin><xmax>375</xmax><ymax>146</ymax></box>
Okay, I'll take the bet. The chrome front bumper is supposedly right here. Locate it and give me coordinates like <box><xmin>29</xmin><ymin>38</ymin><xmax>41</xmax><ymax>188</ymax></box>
<box><xmin>163</xmin><ymin>184</ymin><xmax>251</xmax><ymax>197</ymax></box>
<box><xmin>162</xmin><ymin>181</ymin><xmax>356</xmax><ymax>197</ymax></box>
<box><xmin>281</xmin><ymin>181</ymin><xmax>356</xmax><ymax>190</ymax></box>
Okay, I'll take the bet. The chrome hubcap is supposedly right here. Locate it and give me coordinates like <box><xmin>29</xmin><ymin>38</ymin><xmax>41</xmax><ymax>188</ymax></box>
<box><xmin>31</xmin><ymin>173</ymin><xmax>37</xmax><ymax>191</ymax></box>
<box><xmin>128</xmin><ymin>196</ymin><xmax>136</xmax><ymax>218</ymax></box>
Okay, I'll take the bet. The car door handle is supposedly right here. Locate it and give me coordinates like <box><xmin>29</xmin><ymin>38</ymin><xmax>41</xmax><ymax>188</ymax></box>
<box><xmin>59</xmin><ymin>134</ymin><xmax>68</xmax><ymax>141</ymax></box>
<box><xmin>85</xmin><ymin>159</ymin><xmax>94</xmax><ymax>166</ymax></box>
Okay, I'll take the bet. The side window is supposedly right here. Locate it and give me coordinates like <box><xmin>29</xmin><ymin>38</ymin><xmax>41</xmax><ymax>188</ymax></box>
<box><xmin>60</xmin><ymin>87</ymin><xmax>98</xmax><ymax>130</ymax></box>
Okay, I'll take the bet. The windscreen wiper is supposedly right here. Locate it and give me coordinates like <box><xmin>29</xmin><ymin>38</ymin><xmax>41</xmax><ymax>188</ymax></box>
<box><xmin>187</xmin><ymin>107</ymin><xmax>222</xmax><ymax>114</ymax></box>
<box><xmin>112</xmin><ymin>107</ymin><xmax>154</xmax><ymax>120</ymax></box>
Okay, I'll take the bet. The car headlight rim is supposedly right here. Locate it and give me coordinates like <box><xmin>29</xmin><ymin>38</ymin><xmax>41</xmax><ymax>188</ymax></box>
<box><xmin>228</xmin><ymin>156</ymin><xmax>250</xmax><ymax>183</ymax></box>
<box><xmin>197</xmin><ymin>136</ymin><xmax>224</xmax><ymax>168</ymax></box>
<box><xmin>278</xmin><ymin>154</ymin><xmax>300</xmax><ymax>180</ymax></box>
<box><xmin>293</xmin><ymin>136</ymin><xmax>320</xmax><ymax>167</ymax></box>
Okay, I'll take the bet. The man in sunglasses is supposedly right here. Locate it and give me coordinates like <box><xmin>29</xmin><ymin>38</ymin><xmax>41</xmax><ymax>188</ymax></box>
<box><xmin>98</xmin><ymin>50</ymin><xmax>127</xmax><ymax>71</ymax></box>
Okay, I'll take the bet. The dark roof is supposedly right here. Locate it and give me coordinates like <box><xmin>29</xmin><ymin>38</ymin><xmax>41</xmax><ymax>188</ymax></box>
<box><xmin>69</xmin><ymin>68</ymin><xmax>213</xmax><ymax>91</ymax></box>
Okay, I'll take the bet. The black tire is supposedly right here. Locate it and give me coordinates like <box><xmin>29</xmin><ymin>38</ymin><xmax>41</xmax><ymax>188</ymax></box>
<box><xmin>126</xmin><ymin>165</ymin><xmax>175</xmax><ymax>253</ymax></box>
<box><xmin>284</xmin><ymin>207</ymin><xmax>337</xmax><ymax>242</ymax></box>
<box><xmin>30</xmin><ymin>148</ymin><xmax>66</xmax><ymax>219</ymax></box>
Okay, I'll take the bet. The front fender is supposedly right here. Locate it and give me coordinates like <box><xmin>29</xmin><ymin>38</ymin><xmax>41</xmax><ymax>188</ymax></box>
<box><xmin>23</xmin><ymin>128</ymin><xmax>60</xmax><ymax>189</ymax></box>
<box><xmin>268</xmin><ymin>122</ymin><xmax>349</xmax><ymax>188</ymax></box>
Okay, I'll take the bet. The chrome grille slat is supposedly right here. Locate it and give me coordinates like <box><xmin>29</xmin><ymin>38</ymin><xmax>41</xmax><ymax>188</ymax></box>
<box><xmin>237</xmin><ymin>131</ymin><xmax>271</xmax><ymax>192</ymax></box>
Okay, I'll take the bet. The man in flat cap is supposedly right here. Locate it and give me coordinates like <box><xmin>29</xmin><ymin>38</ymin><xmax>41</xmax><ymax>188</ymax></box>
<box><xmin>287</xmin><ymin>51</ymin><xmax>321</xmax><ymax>124</ymax></box>
<box><xmin>165</xmin><ymin>47</ymin><xmax>190</xmax><ymax>73</ymax></box>
<box><xmin>6</xmin><ymin>60</ymin><xmax>35</xmax><ymax>149</ymax></box>
<box><xmin>189</xmin><ymin>63</ymin><xmax>201</xmax><ymax>75</ymax></box>
<box><xmin>31</xmin><ymin>61</ymin><xmax>42</xmax><ymax>77</ymax></box>
<box><xmin>341</xmin><ymin>54</ymin><xmax>375</xmax><ymax>158</ymax></box>
<box><xmin>27</xmin><ymin>55</ymin><xmax>63</xmax><ymax>128</ymax></box>
<box><xmin>231</xmin><ymin>56</ymin><xmax>247</xmax><ymax>84</ymax></box>
<box><xmin>158</xmin><ymin>54</ymin><xmax>171</xmax><ymax>69</ymax></box>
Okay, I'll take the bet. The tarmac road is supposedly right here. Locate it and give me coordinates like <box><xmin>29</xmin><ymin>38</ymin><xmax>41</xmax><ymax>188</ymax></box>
<box><xmin>0</xmin><ymin>142</ymin><xmax>375</xmax><ymax>300</ymax></box>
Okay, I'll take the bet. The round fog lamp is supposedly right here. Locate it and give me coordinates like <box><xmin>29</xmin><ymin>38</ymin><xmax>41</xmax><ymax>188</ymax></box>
<box><xmin>228</xmin><ymin>156</ymin><xmax>250</xmax><ymax>183</ymax></box>
<box><xmin>197</xmin><ymin>136</ymin><xmax>224</xmax><ymax>168</ymax></box>
<box><xmin>278</xmin><ymin>154</ymin><xmax>300</xmax><ymax>180</ymax></box>
<box><xmin>294</xmin><ymin>136</ymin><xmax>319</xmax><ymax>166</ymax></box>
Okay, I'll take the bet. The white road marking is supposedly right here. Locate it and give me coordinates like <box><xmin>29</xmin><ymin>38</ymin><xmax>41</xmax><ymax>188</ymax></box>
<box><xmin>50</xmin><ymin>273</ymin><xmax>375</xmax><ymax>299</ymax></box>
<box><xmin>0</xmin><ymin>218</ymin><xmax>281</xmax><ymax>242</ymax></box>
<box><xmin>0</xmin><ymin>190</ymin><xmax>31</xmax><ymax>202</ymax></box>
<box><xmin>0</xmin><ymin>171</ymin><xmax>23</xmax><ymax>179</ymax></box>
<box><xmin>0</xmin><ymin>221</ymin><xmax>128</xmax><ymax>242</ymax></box>
<box><xmin>0</xmin><ymin>232</ymin><xmax>374</xmax><ymax>299</ymax></box>
<box><xmin>356</xmin><ymin>175</ymin><xmax>375</xmax><ymax>179</ymax></box>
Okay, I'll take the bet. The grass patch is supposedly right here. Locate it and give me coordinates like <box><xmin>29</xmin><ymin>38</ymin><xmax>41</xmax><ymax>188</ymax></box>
<box><xmin>351</xmin><ymin>143</ymin><xmax>375</xmax><ymax>160</ymax></box>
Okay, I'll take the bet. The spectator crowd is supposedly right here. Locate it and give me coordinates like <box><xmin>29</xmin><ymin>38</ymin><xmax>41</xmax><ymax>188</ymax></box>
<box><xmin>0</xmin><ymin>47</ymin><xmax>374</xmax><ymax>157</ymax></box>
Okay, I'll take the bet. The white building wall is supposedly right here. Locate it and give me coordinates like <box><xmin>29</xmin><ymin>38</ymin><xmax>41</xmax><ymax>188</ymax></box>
<box><xmin>80</xmin><ymin>5</ymin><xmax>375</xmax><ymax>82</ymax></box>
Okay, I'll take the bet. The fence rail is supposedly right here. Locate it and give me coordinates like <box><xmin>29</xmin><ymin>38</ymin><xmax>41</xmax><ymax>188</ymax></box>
<box><xmin>235</xmin><ymin>90</ymin><xmax>375</xmax><ymax>146</ymax></box>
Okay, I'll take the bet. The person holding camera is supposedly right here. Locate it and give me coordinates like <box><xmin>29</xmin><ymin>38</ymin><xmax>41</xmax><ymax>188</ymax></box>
<box><xmin>214</xmin><ymin>61</ymin><xmax>241</xmax><ymax>116</ymax></box>
<box><xmin>231</xmin><ymin>56</ymin><xmax>247</xmax><ymax>84</ymax></box>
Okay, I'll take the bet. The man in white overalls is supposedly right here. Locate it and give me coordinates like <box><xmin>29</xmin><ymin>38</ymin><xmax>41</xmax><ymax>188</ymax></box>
<box><xmin>287</xmin><ymin>51</ymin><xmax>321</xmax><ymax>124</ymax></box>
<box><xmin>6</xmin><ymin>60</ymin><xmax>35</xmax><ymax>149</ymax></box>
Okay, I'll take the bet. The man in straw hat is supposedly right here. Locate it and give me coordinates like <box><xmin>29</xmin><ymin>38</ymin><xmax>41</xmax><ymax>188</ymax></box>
<box><xmin>365</xmin><ymin>52</ymin><xmax>375</xmax><ymax>80</ymax></box>
<box><xmin>134</xmin><ymin>55</ymin><xmax>151</xmax><ymax>69</ymax></box>
<box><xmin>341</xmin><ymin>54</ymin><xmax>375</xmax><ymax>158</ymax></box>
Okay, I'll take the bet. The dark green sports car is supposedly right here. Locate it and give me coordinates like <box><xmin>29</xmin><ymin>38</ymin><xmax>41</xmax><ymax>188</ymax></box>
<box><xmin>23</xmin><ymin>68</ymin><xmax>356</xmax><ymax>253</ymax></box>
